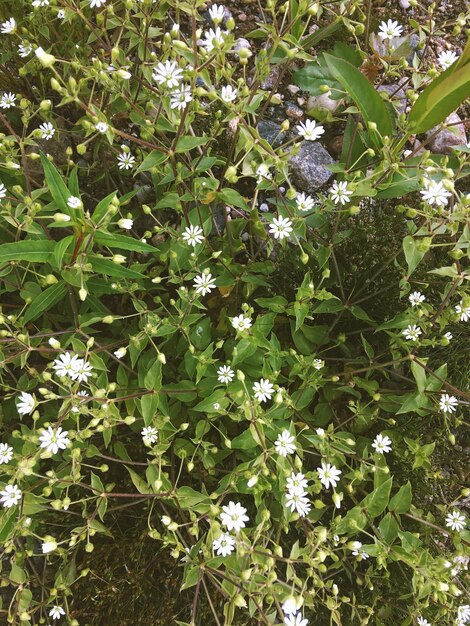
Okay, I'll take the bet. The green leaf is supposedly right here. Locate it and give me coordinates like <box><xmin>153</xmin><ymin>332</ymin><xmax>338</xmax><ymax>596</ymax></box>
<box><xmin>402</xmin><ymin>235</ymin><xmax>426</xmax><ymax>276</ymax></box>
<box><xmin>175</xmin><ymin>136</ymin><xmax>208</xmax><ymax>152</ymax></box>
<box><xmin>40</xmin><ymin>153</ymin><xmax>74</xmax><ymax>216</ymax></box>
<box><xmin>323</xmin><ymin>54</ymin><xmax>394</xmax><ymax>142</ymax></box>
<box><xmin>89</xmin><ymin>256</ymin><xmax>147</xmax><ymax>280</ymax></box>
<box><xmin>144</xmin><ymin>359</ymin><xmax>162</xmax><ymax>392</ymax></box>
<box><xmin>92</xmin><ymin>191</ymin><xmax>118</xmax><ymax>224</ymax></box>
<box><xmin>0</xmin><ymin>240</ymin><xmax>55</xmax><ymax>264</ymax></box>
<box><xmin>52</xmin><ymin>235</ymin><xmax>74</xmax><ymax>270</ymax></box>
<box><xmin>95</xmin><ymin>232</ymin><xmax>159</xmax><ymax>254</ymax></box>
<box><xmin>125</xmin><ymin>466</ymin><xmax>150</xmax><ymax>494</ymax></box>
<box><xmin>408</xmin><ymin>62</ymin><xmax>470</xmax><ymax>134</ymax></box>
<box><xmin>135</xmin><ymin>149</ymin><xmax>167</xmax><ymax>173</ymax></box>
<box><xmin>361</xmin><ymin>477</ymin><xmax>392</xmax><ymax>517</ymax></box>
<box><xmin>379</xmin><ymin>512</ymin><xmax>399</xmax><ymax>544</ymax></box>
<box><xmin>219</xmin><ymin>188</ymin><xmax>249</xmax><ymax>210</ymax></box>
<box><xmin>23</xmin><ymin>282</ymin><xmax>68</xmax><ymax>323</ymax></box>
<box><xmin>389</xmin><ymin>481</ymin><xmax>412</xmax><ymax>514</ymax></box>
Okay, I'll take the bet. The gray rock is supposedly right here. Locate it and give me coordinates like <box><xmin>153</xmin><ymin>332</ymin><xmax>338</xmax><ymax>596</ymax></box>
<box><xmin>232</xmin><ymin>37</ymin><xmax>251</xmax><ymax>53</ymax></box>
<box><xmin>257</xmin><ymin>120</ymin><xmax>286</xmax><ymax>148</ymax></box>
<box><xmin>425</xmin><ymin>113</ymin><xmax>467</xmax><ymax>154</ymax></box>
<box><xmin>289</xmin><ymin>142</ymin><xmax>335</xmax><ymax>192</ymax></box>
<box><xmin>377</xmin><ymin>83</ymin><xmax>407</xmax><ymax>115</ymax></box>
<box><xmin>307</xmin><ymin>93</ymin><xmax>342</xmax><ymax>114</ymax></box>
<box><xmin>407</xmin><ymin>34</ymin><xmax>421</xmax><ymax>65</ymax></box>
<box><xmin>261</xmin><ymin>64</ymin><xmax>282</xmax><ymax>90</ymax></box>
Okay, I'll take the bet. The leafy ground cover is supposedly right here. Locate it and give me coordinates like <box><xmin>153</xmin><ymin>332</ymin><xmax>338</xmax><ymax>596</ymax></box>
<box><xmin>0</xmin><ymin>1</ymin><xmax>469</xmax><ymax>625</ymax></box>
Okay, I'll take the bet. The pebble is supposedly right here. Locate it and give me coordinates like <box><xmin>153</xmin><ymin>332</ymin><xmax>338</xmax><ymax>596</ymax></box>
<box><xmin>289</xmin><ymin>142</ymin><xmax>335</xmax><ymax>192</ymax></box>
<box><xmin>261</xmin><ymin>64</ymin><xmax>282</xmax><ymax>90</ymax></box>
<box><xmin>285</xmin><ymin>102</ymin><xmax>303</xmax><ymax>120</ymax></box>
<box><xmin>287</xmin><ymin>84</ymin><xmax>300</xmax><ymax>95</ymax></box>
<box><xmin>425</xmin><ymin>113</ymin><xmax>467</xmax><ymax>154</ymax></box>
<box><xmin>377</xmin><ymin>82</ymin><xmax>407</xmax><ymax>115</ymax></box>
<box><xmin>307</xmin><ymin>93</ymin><xmax>342</xmax><ymax>114</ymax></box>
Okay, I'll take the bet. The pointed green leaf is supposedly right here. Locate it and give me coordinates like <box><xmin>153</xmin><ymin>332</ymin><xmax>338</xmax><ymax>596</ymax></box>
<box><xmin>23</xmin><ymin>282</ymin><xmax>68</xmax><ymax>323</ymax></box>
<box><xmin>0</xmin><ymin>240</ymin><xmax>55</xmax><ymax>264</ymax></box>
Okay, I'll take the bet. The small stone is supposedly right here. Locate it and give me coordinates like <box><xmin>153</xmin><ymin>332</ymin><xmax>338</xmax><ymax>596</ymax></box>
<box><xmin>289</xmin><ymin>142</ymin><xmax>335</xmax><ymax>192</ymax></box>
<box><xmin>232</xmin><ymin>37</ymin><xmax>251</xmax><ymax>53</ymax></box>
<box><xmin>238</xmin><ymin>12</ymin><xmax>247</xmax><ymax>21</ymax></box>
<box><xmin>285</xmin><ymin>102</ymin><xmax>303</xmax><ymax>120</ymax></box>
<box><xmin>377</xmin><ymin>82</ymin><xmax>407</xmax><ymax>115</ymax></box>
<box><xmin>287</xmin><ymin>84</ymin><xmax>300</xmax><ymax>95</ymax></box>
<box><xmin>399</xmin><ymin>0</ymin><xmax>411</xmax><ymax>8</ymax></box>
<box><xmin>261</xmin><ymin>64</ymin><xmax>282</xmax><ymax>90</ymax></box>
<box><xmin>425</xmin><ymin>113</ymin><xmax>467</xmax><ymax>155</ymax></box>
<box><xmin>257</xmin><ymin>120</ymin><xmax>286</xmax><ymax>148</ymax></box>
<box><xmin>307</xmin><ymin>93</ymin><xmax>342</xmax><ymax>114</ymax></box>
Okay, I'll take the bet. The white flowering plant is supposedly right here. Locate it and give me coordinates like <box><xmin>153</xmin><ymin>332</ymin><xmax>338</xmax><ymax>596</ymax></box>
<box><xmin>0</xmin><ymin>0</ymin><xmax>469</xmax><ymax>625</ymax></box>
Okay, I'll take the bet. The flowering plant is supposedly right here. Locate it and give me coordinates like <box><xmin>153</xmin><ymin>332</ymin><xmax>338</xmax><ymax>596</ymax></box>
<box><xmin>0</xmin><ymin>0</ymin><xmax>469</xmax><ymax>625</ymax></box>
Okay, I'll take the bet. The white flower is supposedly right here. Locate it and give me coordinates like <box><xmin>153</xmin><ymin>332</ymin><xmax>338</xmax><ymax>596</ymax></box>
<box><xmin>170</xmin><ymin>85</ymin><xmax>193</xmax><ymax>111</ymax></box>
<box><xmin>282</xmin><ymin>598</ymin><xmax>299</xmax><ymax>615</ymax></box>
<box><xmin>351</xmin><ymin>541</ymin><xmax>369</xmax><ymax>560</ymax></box>
<box><xmin>182</xmin><ymin>224</ymin><xmax>204</xmax><ymax>246</ymax></box>
<box><xmin>95</xmin><ymin>121</ymin><xmax>108</xmax><ymax>133</ymax></box>
<box><xmin>52</xmin><ymin>352</ymin><xmax>81</xmax><ymax>378</ymax></box>
<box><xmin>286</xmin><ymin>472</ymin><xmax>308</xmax><ymax>496</ymax></box>
<box><xmin>39</xmin><ymin>122</ymin><xmax>55</xmax><ymax>140</ymax></box>
<box><xmin>252</xmin><ymin>378</ymin><xmax>275</xmax><ymax>403</ymax></box>
<box><xmin>193</xmin><ymin>272</ymin><xmax>216</xmax><ymax>296</ymax></box>
<box><xmin>256</xmin><ymin>163</ymin><xmax>272</xmax><ymax>183</ymax></box>
<box><xmin>457</xmin><ymin>605</ymin><xmax>470</xmax><ymax>625</ymax></box>
<box><xmin>317</xmin><ymin>463</ymin><xmax>341</xmax><ymax>489</ymax></box>
<box><xmin>0</xmin><ymin>92</ymin><xmax>16</xmax><ymax>109</ymax></box>
<box><xmin>0</xmin><ymin>183</ymin><xmax>6</xmax><ymax>199</ymax></box>
<box><xmin>42</xmin><ymin>539</ymin><xmax>58</xmax><ymax>554</ymax></box>
<box><xmin>437</xmin><ymin>50</ymin><xmax>458</xmax><ymax>70</ymax></box>
<box><xmin>200</xmin><ymin>27</ymin><xmax>225</xmax><ymax>52</ymax></box>
<box><xmin>217</xmin><ymin>365</ymin><xmax>234</xmax><ymax>384</ymax></box>
<box><xmin>378</xmin><ymin>19</ymin><xmax>403</xmax><ymax>40</ymax></box>
<box><xmin>409</xmin><ymin>291</ymin><xmax>425</xmax><ymax>306</ymax></box>
<box><xmin>296</xmin><ymin>192</ymin><xmax>315</xmax><ymax>212</ymax></box>
<box><xmin>213</xmin><ymin>532</ymin><xmax>235</xmax><ymax>556</ymax></box>
<box><xmin>372</xmin><ymin>433</ymin><xmax>392</xmax><ymax>454</ymax></box>
<box><xmin>444</xmin><ymin>331</ymin><xmax>453</xmax><ymax>341</ymax></box>
<box><xmin>89</xmin><ymin>0</ymin><xmax>107</xmax><ymax>8</ymax></box>
<box><xmin>49</xmin><ymin>605</ymin><xmax>65</xmax><ymax>620</ymax></box>
<box><xmin>296</xmin><ymin>119</ymin><xmax>324</xmax><ymax>141</ymax></box>
<box><xmin>330</xmin><ymin>180</ymin><xmax>353</xmax><ymax>205</ymax></box>
<box><xmin>142</xmin><ymin>426</ymin><xmax>158</xmax><ymax>445</ymax></box>
<box><xmin>208</xmin><ymin>3</ymin><xmax>226</xmax><ymax>24</ymax></box>
<box><xmin>455</xmin><ymin>300</ymin><xmax>470</xmax><ymax>322</ymax></box>
<box><xmin>313</xmin><ymin>358</ymin><xmax>324</xmax><ymax>370</ymax></box>
<box><xmin>17</xmin><ymin>391</ymin><xmax>35</xmax><ymax>415</ymax></box>
<box><xmin>417</xmin><ymin>617</ymin><xmax>431</xmax><ymax>626</ymax></box>
<box><xmin>32</xmin><ymin>0</ymin><xmax>50</xmax><ymax>6</ymax></box>
<box><xmin>0</xmin><ymin>484</ymin><xmax>22</xmax><ymax>508</ymax></box>
<box><xmin>445</xmin><ymin>510</ymin><xmax>466</xmax><ymax>532</ymax></box>
<box><xmin>316</xmin><ymin>428</ymin><xmax>325</xmax><ymax>437</ymax></box>
<box><xmin>285</xmin><ymin>491</ymin><xmax>311</xmax><ymax>517</ymax></box>
<box><xmin>71</xmin><ymin>358</ymin><xmax>93</xmax><ymax>383</ymax></box>
<box><xmin>0</xmin><ymin>444</ymin><xmax>13</xmax><ymax>464</ymax></box>
<box><xmin>269</xmin><ymin>216</ymin><xmax>293</xmax><ymax>240</ymax></box>
<box><xmin>57</xmin><ymin>9</ymin><xmax>65</xmax><ymax>18</ymax></box>
<box><xmin>1</xmin><ymin>18</ymin><xmax>16</xmax><ymax>34</ymax></box>
<box><xmin>67</xmin><ymin>195</ymin><xmax>82</xmax><ymax>209</ymax></box>
<box><xmin>220</xmin><ymin>501</ymin><xmax>249</xmax><ymax>532</ymax></box>
<box><xmin>117</xmin><ymin>152</ymin><xmax>136</xmax><ymax>170</ymax></box>
<box><xmin>420</xmin><ymin>179</ymin><xmax>451</xmax><ymax>207</ymax></box>
<box><xmin>39</xmin><ymin>426</ymin><xmax>70</xmax><ymax>455</ymax></box>
<box><xmin>231</xmin><ymin>314</ymin><xmax>252</xmax><ymax>331</ymax></box>
<box><xmin>284</xmin><ymin>612</ymin><xmax>309</xmax><ymax>626</ymax></box>
<box><xmin>114</xmin><ymin>347</ymin><xmax>127</xmax><ymax>359</ymax></box>
<box><xmin>118</xmin><ymin>218</ymin><xmax>133</xmax><ymax>230</ymax></box>
<box><xmin>153</xmin><ymin>61</ymin><xmax>184</xmax><ymax>89</ymax></box>
<box><xmin>18</xmin><ymin>43</ymin><xmax>32</xmax><ymax>57</ymax></box>
<box><xmin>439</xmin><ymin>394</ymin><xmax>458</xmax><ymax>414</ymax></box>
<box><xmin>221</xmin><ymin>85</ymin><xmax>237</xmax><ymax>103</ymax></box>
<box><xmin>402</xmin><ymin>324</ymin><xmax>422</xmax><ymax>341</ymax></box>
<box><xmin>275</xmin><ymin>430</ymin><xmax>296</xmax><ymax>457</ymax></box>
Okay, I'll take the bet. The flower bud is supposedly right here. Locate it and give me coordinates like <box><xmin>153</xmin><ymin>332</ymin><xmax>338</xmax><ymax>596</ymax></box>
<box><xmin>35</xmin><ymin>47</ymin><xmax>56</xmax><ymax>68</ymax></box>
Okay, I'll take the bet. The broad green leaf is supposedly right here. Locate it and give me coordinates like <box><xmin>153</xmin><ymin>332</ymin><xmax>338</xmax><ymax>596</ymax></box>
<box><xmin>389</xmin><ymin>481</ymin><xmax>412</xmax><ymax>514</ymax></box>
<box><xmin>23</xmin><ymin>282</ymin><xmax>68</xmax><ymax>323</ymax></box>
<box><xmin>52</xmin><ymin>235</ymin><xmax>74</xmax><ymax>270</ymax></box>
<box><xmin>408</xmin><ymin>62</ymin><xmax>470</xmax><ymax>134</ymax></box>
<box><xmin>379</xmin><ymin>512</ymin><xmax>399</xmax><ymax>544</ymax></box>
<box><xmin>125</xmin><ymin>466</ymin><xmax>150</xmax><ymax>494</ymax></box>
<box><xmin>40</xmin><ymin>153</ymin><xmax>74</xmax><ymax>216</ymax></box>
<box><xmin>323</xmin><ymin>54</ymin><xmax>394</xmax><ymax>141</ymax></box>
<box><xmin>402</xmin><ymin>235</ymin><xmax>426</xmax><ymax>276</ymax></box>
<box><xmin>89</xmin><ymin>256</ymin><xmax>147</xmax><ymax>280</ymax></box>
<box><xmin>0</xmin><ymin>240</ymin><xmax>55</xmax><ymax>264</ymax></box>
<box><xmin>175</xmin><ymin>136</ymin><xmax>208</xmax><ymax>152</ymax></box>
<box><xmin>361</xmin><ymin>477</ymin><xmax>392</xmax><ymax>517</ymax></box>
<box><xmin>92</xmin><ymin>191</ymin><xmax>119</xmax><ymax>224</ymax></box>
<box><xmin>135</xmin><ymin>149</ymin><xmax>167</xmax><ymax>173</ymax></box>
<box><xmin>219</xmin><ymin>188</ymin><xmax>249</xmax><ymax>210</ymax></box>
<box><xmin>95</xmin><ymin>232</ymin><xmax>159</xmax><ymax>254</ymax></box>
